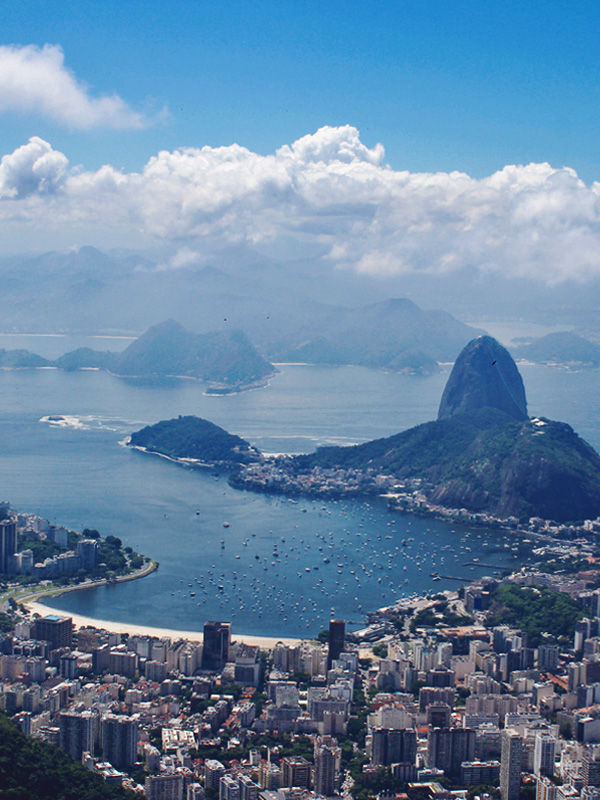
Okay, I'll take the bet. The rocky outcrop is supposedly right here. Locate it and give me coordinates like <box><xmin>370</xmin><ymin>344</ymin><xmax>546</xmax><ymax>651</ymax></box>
<box><xmin>438</xmin><ymin>336</ymin><xmax>527</xmax><ymax>421</ymax></box>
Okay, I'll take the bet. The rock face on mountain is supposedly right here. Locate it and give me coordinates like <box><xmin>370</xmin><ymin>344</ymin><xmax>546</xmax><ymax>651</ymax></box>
<box><xmin>438</xmin><ymin>336</ymin><xmax>528</xmax><ymax>421</ymax></box>
<box><xmin>110</xmin><ymin>320</ymin><xmax>276</xmax><ymax>391</ymax></box>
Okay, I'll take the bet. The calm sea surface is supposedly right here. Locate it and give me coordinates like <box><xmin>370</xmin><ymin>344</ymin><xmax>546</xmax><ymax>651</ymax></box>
<box><xmin>0</xmin><ymin>328</ymin><xmax>597</xmax><ymax>638</ymax></box>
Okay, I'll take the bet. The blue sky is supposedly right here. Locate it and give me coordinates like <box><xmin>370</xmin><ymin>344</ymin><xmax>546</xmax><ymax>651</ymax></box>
<box><xmin>2</xmin><ymin>0</ymin><xmax>600</xmax><ymax>179</ymax></box>
<box><xmin>2</xmin><ymin>0</ymin><xmax>600</xmax><ymax>281</ymax></box>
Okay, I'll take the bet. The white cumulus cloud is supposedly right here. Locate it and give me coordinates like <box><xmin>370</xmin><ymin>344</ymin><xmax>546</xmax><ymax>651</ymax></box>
<box><xmin>3</xmin><ymin>126</ymin><xmax>600</xmax><ymax>285</ymax></box>
<box><xmin>0</xmin><ymin>136</ymin><xmax>68</xmax><ymax>198</ymax></box>
<box><xmin>0</xmin><ymin>44</ymin><xmax>153</xmax><ymax>130</ymax></box>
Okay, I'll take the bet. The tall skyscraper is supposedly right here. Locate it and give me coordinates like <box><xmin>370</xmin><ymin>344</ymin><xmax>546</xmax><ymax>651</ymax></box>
<box><xmin>533</xmin><ymin>732</ymin><xmax>556</xmax><ymax>777</ymax></box>
<box><xmin>501</xmin><ymin>729</ymin><xmax>523</xmax><ymax>800</ymax></box>
<box><xmin>0</xmin><ymin>517</ymin><xmax>17</xmax><ymax>574</ymax></box>
<box><xmin>219</xmin><ymin>775</ymin><xmax>240</xmax><ymax>800</ymax></box>
<box><xmin>314</xmin><ymin>736</ymin><xmax>341</xmax><ymax>797</ymax></box>
<box><xmin>33</xmin><ymin>615</ymin><xmax>73</xmax><ymax>649</ymax></box>
<box><xmin>101</xmin><ymin>713</ymin><xmax>138</xmax><ymax>769</ymax></box>
<box><xmin>372</xmin><ymin>728</ymin><xmax>417</xmax><ymax>767</ymax></box>
<box><xmin>327</xmin><ymin>619</ymin><xmax>345</xmax><ymax>670</ymax></box>
<box><xmin>59</xmin><ymin>710</ymin><xmax>99</xmax><ymax>761</ymax></box>
<box><xmin>427</xmin><ymin>727</ymin><xmax>475</xmax><ymax>777</ymax></box>
<box><xmin>77</xmin><ymin>538</ymin><xmax>98</xmax><ymax>570</ymax></box>
<box><xmin>238</xmin><ymin>775</ymin><xmax>258</xmax><ymax>800</ymax></box>
<box><xmin>202</xmin><ymin>621</ymin><xmax>231</xmax><ymax>670</ymax></box>
<box><xmin>281</xmin><ymin>756</ymin><xmax>311</xmax><ymax>789</ymax></box>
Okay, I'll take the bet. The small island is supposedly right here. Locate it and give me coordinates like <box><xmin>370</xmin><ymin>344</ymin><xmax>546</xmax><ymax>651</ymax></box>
<box><xmin>128</xmin><ymin>415</ymin><xmax>260</xmax><ymax>467</ymax></box>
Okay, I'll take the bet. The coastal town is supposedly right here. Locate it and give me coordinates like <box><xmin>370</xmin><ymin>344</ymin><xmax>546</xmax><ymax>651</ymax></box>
<box><xmin>3</xmin><ymin>505</ymin><xmax>600</xmax><ymax>800</ymax></box>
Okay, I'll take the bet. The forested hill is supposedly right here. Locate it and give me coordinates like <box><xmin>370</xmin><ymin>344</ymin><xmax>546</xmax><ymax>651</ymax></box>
<box><xmin>0</xmin><ymin>713</ymin><xmax>136</xmax><ymax>800</ymax></box>
<box><xmin>294</xmin><ymin>407</ymin><xmax>600</xmax><ymax>523</ymax></box>
<box><xmin>129</xmin><ymin>415</ymin><xmax>261</xmax><ymax>465</ymax></box>
<box><xmin>110</xmin><ymin>320</ymin><xmax>276</xmax><ymax>390</ymax></box>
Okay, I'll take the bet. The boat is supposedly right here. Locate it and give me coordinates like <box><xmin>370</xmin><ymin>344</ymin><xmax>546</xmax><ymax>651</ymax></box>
<box><xmin>223</xmin><ymin>521</ymin><xmax>230</xmax><ymax>528</ymax></box>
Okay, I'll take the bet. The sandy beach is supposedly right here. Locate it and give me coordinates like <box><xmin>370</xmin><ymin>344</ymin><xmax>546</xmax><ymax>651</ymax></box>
<box><xmin>24</xmin><ymin>598</ymin><xmax>302</xmax><ymax>648</ymax></box>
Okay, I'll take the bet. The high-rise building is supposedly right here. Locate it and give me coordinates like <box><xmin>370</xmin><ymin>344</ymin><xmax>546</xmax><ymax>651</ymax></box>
<box><xmin>460</xmin><ymin>761</ymin><xmax>501</xmax><ymax>785</ymax></box>
<box><xmin>427</xmin><ymin>727</ymin><xmax>475</xmax><ymax>777</ymax></box>
<box><xmin>33</xmin><ymin>615</ymin><xmax>73</xmax><ymax>649</ymax></box>
<box><xmin>537</xmin><ymin>645</ymin><xmax>559</xmax><ymax>673</ymax></box>
<box><xmin>0</xmin><ymin>517</ymin><xmax>17</xmax><ymax>574</ymax></box>
<box><xmin>219</xmin><ymin>775</ymin><xmax>240</xmax><ymax>800</ymax></box>
<box><xmin>536</xmin><ymin>776</ymin><xmax>557</xmax><ymax>800</ymax></box>
<box><xmin>583</xmin><ymin>746</ymin><xmax>600</xmax><ymax>786</ymax></box>
<box><xmin>59</xmin><ymin>652</ymin><xmax>79</xmax><ymax>679</ymax></box>
<box><xmin>145</xmin><ymin>773</ymin><xmax>184</xmax><ymax>800</ymax></box>
<box><xmin>202</xmin><ymin>622</ymin><xmax>231</xmax><ymax>671</ymax></box>
<box><xmin>327</xmin><ymin>619</ymin><xmax>345</xmax><ymax>670</ymax></box>
<box><xmin>77</xmin><ymin>538</ymin><xmax>98</xmax><ymax>570</ymax></box>
<box><xmin>101</xmin><ymin>713</ymin><xmax>138</xmax><ymax>769</ymax></box>
<box><xmin>314</xmin><ymin>736</ymin><xmax>341</xmax><ymax>797</ymax></box>
<box><xmin>371</xmin><ymin>728</ymin><xmax>417</xmax><ymax>767</ymax></box>
<box><xmin>59</xmin><ymin>710</ymin><xmax>99</xmax><ymax>761</ymax></box>
<box><xmin>533</xmin><ymin>733</ymin><xmax>556</xmax><ymax>778</ymax></box>
<box><xmin>204</xmin><ymin>759</ymin><xmax>226</xmax><ymax>790</ymax></box>
<box><xmin>281</xmin><ymin>756</ymin><xmax>311</xmax><ymax>789</ymax></box>
<box><xmin>258</xmin><ymin>762</ymin><xmax>282</xmax><ymax>790</ymax></box>
<box><xmin>500</xmin><ymin>729</ymin><xmax>523</xmax><ymax>800</ymax></box>
<box><xmin>238</xmin><ymin>775</ymin><xmax>258</xmax><ymax>800</ymax></box>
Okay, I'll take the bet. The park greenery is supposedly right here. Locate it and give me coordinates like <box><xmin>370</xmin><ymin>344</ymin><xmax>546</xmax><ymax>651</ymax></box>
<box><xmin>486</xmin><ymin>584</ymin><xmax>584</xmax><ymax>646</ymax></box>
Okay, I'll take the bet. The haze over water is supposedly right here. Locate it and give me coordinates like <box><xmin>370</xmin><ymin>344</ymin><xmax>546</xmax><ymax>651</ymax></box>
<box><xmin>0</xmin><ymin>329</ymin><xmax>596</xmax><ymax>638</ymax></box>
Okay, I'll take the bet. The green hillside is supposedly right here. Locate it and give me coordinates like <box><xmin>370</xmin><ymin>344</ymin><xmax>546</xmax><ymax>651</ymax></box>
<box><xmin>130</xmin><ymin>415</ymin><xmax>260</xmax><ymax>464</ymax></box>
<box><xmin>295</xmin><ymin>408</ymin><xmax>600</xmax><ymax>522</ymax></box>
<box><xmin>0</xmin><ymin>713</ymin><xmax>136</xmax><ymax>800</ymax></box>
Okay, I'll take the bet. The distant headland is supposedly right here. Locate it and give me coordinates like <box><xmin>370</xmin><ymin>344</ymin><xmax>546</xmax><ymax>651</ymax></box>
<box><xmin>0</xmin><ymin>319</ymin><xmax>277</xmax><ymax>394</ymax></box>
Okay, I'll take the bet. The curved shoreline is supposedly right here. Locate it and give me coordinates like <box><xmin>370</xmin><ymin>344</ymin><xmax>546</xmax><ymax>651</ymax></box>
<box><xmin>17</xmin><ymin>558</ymin><xmax>302</xmax><ymax>647</ymax></box>
<box><xmin>17</xmin><ymin>557</ymin><xmax>158</xmax><ymax>607</ymax></box>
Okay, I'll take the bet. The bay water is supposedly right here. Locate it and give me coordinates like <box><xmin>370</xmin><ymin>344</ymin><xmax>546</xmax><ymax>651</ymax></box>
<box><xmin>0</xmin><ymin>329</ymin><xmax>596</xmax><ymax>638</ymax></box>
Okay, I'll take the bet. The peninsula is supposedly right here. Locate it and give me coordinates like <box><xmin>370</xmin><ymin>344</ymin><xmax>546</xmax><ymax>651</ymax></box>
<box><xmin>130</xmin><ymin>336</ymin><xmax>600</xmax><ymax>526</ymax></box>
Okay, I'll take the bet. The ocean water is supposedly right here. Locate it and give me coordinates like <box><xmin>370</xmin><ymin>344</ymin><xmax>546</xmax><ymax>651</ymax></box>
<box><xmin>0</xmin><ymin>331</ymin><xmax>598</xmax><ymax>638</ymax></box>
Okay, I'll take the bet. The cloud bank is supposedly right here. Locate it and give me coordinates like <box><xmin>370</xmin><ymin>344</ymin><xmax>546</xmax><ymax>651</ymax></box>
<box><xmin>2</xmin><ymin>125</ymin><xmax>600</xmax><ymax>284</ymax></box>
<box><xmin>0</xmin><ymin>44</ymin><xmax>151</xmax><ymax>130</ymax></box>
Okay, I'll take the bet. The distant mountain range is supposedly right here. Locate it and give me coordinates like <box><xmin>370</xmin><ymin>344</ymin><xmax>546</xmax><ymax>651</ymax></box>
<box><xmin>269</xmin><ymin>298</ymin><xmax>482</xmax><ymax>372</ymax></box>
<box><xmin>0</xmin><ymin>246</ymin><xmax>483</xmax><ymax>374</ymax></box>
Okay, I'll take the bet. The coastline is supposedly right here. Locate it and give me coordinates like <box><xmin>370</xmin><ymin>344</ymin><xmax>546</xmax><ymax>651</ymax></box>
<box><xmin>16</xmin><ymin>557</ymin><xmax>301</xmax><ymax>647</ymax></box>
<box><xmin>23</xmin><ymin>598</ymin><xmax>302</xmax><ymax>648</ymax></box>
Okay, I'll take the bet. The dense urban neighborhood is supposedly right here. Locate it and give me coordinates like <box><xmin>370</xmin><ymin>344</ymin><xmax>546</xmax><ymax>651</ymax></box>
<box><xmin>3</xmin><ymin>505</ymin><xmax>600</xmax><ymax>800</ymax></box>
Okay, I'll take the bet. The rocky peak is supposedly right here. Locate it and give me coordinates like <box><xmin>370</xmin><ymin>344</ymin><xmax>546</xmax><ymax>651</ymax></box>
<box><xmin>438</xmin><ymin>335</ymin><xmax>527</xmax><ymax>421</ymax></box>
